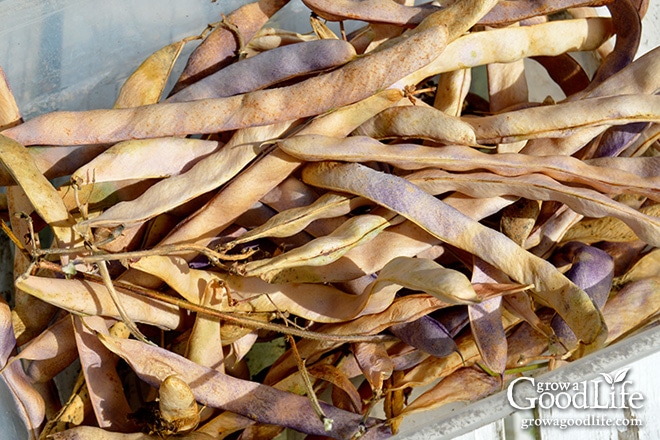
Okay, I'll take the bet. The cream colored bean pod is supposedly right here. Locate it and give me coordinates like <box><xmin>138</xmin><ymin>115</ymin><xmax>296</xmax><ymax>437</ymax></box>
<box><xmin>158</xmin><ymin>375</ymin><xmax>200</xmax><ymax>435</ymax></box>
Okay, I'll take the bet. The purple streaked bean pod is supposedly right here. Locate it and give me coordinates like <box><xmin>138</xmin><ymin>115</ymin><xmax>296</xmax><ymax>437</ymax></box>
<box><xmin>551</xmin><ymin>242</ymin><xmax>614</xmax><ymax>349</ymax></box>
<box><xmin>168</xmin><ymin>39</ymin><xmax>357</xmax><ymax>102</ymax></box>
<box><xmin>389</xmin><ymin>314</ymin><xmax>458</xmax><ymax>358</ymax></box>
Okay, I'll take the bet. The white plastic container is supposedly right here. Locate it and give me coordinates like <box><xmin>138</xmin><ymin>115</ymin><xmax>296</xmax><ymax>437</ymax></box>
<box><xmin>0</xmin><ymin>2</ymin><xmax>658</xmax><ymax>439</ymax></box>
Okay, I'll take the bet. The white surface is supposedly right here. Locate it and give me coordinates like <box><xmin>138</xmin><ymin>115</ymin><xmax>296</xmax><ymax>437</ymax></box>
<box><xmin>0</xmin><ymin>0</ymin><xmax>245</xmax><ymax>118</ymax></box>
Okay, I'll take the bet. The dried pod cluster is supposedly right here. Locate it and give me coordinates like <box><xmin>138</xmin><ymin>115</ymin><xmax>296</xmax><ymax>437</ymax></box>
<box><xmin>0</xmin><ymin>1</ymin><xmax>659</xmax><ymax>439</ymax></box>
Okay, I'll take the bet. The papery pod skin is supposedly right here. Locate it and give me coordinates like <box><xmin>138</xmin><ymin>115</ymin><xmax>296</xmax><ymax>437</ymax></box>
<box><xmin>551</xmin><ymin>242</ymin><xmax>614</xmax><ymax>351</ymax></box>
<box><xmin>389</xmin><ymin>315</ymin><xmax>458</xmax><ymax>358</ymax></box>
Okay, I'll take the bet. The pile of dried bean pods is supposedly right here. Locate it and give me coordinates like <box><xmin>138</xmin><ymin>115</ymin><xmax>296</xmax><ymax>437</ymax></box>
<box><xmin>1</xmin><ymin>1</ymin><xmax>659</xmax><ymax>439</ymax></box>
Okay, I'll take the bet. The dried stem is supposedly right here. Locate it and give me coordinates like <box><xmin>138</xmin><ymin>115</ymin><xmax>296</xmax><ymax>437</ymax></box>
<box><xmin>37</xmin><ymin>260</ymin><xmax>396</xmax><ymax>344</ymax></box>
